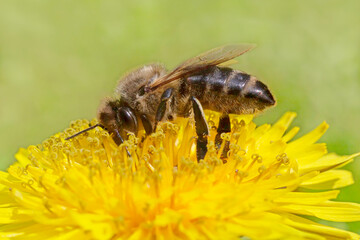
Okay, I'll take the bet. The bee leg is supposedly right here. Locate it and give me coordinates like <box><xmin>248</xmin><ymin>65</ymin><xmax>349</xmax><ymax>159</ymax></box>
<box><xmin>139</xmin><ymin>114</ymin><xmax>153</xmax><ymax>144</ymax></box>
<box><xmin>154</xmin><ymin>88</ymin><xmax>174</xmax><ymax>131</ymax></box>
<box><xmin>215</xmin><ymin>114</ymin><xmax>231</xmax><ymax>160</ymax></box>
<box><xmin>140</xmin><ymin>114</ymin><xmax>153</xmax><ymax>135</ymax></box>
<box><xmin>191</xmin><ymin>96</ymin><xmax>209</xmax><ymax>162</ymax></box>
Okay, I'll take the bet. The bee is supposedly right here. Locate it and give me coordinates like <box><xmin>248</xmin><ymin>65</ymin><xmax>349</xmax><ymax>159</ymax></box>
<box><xmin>66</xmin><ymin>44</ymin><xmax>276</xmax><ymax>161</ymax></box>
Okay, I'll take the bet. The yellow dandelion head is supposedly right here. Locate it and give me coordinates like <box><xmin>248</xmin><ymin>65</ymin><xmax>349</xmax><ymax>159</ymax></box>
<box><xmin>0</xmin><ymin>112</ymin><xmax>359</xmax><ymax>240</ymax></box>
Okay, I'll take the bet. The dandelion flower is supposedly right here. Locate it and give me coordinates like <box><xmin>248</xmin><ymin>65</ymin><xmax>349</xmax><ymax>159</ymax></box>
<box><xmin>0</xmin><ymin>111</ymin><xmax>359</xmax><ymax>239</ymax></box>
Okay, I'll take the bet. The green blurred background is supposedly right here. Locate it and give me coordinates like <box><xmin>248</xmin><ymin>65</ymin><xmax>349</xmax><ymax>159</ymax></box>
<box><xmin>0</xmin><ymin>0</ymin><xmax>359</xmax><ymax>232</ymax></box>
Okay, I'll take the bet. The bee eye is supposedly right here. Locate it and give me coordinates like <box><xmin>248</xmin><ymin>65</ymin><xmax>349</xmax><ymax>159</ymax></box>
<box><xmin>138</xmin><ymin>86</ymin><xmax>145</xmax><ymax>96</ymax></box>
<box><xmin>118</xmin><ymin>107</ymin><xmax>138</xmax><ymax>133</ymax></box>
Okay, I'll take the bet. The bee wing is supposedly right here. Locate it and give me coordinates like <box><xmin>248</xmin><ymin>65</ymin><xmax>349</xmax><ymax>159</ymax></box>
<box><xmin>218</xmin><ymin>59</ymin><xmax>238</xmax><ymax>67</ymax></box>
<box><xmin>147</xmin><ymin>44</ymin><xmax>255</xmax><ymax>91</ymax></box>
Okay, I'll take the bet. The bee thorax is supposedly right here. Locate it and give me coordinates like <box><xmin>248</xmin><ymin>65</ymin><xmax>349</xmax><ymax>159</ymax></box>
<box><xmin>115</xmin><ymin>64</ymin><xmax>167</xmax><ymax>109</ymax></box>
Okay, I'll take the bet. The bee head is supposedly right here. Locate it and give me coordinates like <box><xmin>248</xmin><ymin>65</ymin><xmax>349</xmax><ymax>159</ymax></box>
<box><xmin>97</xmin><ymin>98</ymin><xmax>138</xmax><ymax>142</ymax></box>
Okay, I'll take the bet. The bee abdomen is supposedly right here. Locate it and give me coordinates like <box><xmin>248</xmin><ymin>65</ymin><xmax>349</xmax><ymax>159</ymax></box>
<box><xmin>225</xmin><ymin>70</ymin><xmax>251</xmax><ymax>96</ymax></box>
<box><xmin>225</xmin><ymin>70</ymin><xmax>275</xmax><ymax>105</ymax></box>
<box><xmin>221</xmin><ymin>68</ymin><xmax>275</xmax><ymax>105</ymax></box>
<box><xmin>186</xmin><ymin>66</ymin><xmax>275</xmax><ymax>114</ymax></box>
<box><xmin>187</xmin><ymin>66</ymin><xmax>233</xmax><ymax>99</ymax></box>
<box><xmin>187</xmin><ymin>66</ymin><xmax>250</xmax><ymax>98</ymax></box>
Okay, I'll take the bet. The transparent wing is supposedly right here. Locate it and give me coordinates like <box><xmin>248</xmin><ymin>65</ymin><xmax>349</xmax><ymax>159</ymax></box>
<box><xmin>147</xmin><ymin>44</ymin><xmax>255</xmax><ymax>91</ymax></box>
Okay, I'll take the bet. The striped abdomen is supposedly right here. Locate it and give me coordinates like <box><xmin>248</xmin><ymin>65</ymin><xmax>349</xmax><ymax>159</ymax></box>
<box><xmin>185</xmin><ymin>66</ymin><xmax>275</xmax><ymax>114</ymax></box>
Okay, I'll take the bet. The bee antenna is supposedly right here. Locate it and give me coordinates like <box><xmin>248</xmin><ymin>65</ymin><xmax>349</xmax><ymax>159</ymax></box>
<box><xmin>65</xmin><ymin>123</ymin><xmax>104</xmax><ymax>140</ymax></box>
<box><xmin>113</xmin><ymin>128</ymin><xmax>132</xmax><ymax>157</ymax></box>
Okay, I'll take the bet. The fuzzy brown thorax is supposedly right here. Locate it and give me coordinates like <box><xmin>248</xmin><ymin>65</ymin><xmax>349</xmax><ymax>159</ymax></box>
<box><xmin>115</xmin><ymin>64</ymin><xmax>166</xmax><ymax>109</ymax></box>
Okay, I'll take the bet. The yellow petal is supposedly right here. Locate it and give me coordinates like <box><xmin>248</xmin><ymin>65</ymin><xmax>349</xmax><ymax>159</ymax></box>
<box><xmin>70</xmin><ymin>213</ymin><xmax>114</xmax><ymax>240</ymax></box>
<box><xmin>288</xmin><ymin>122</ymin><xmax>329</xmax><ymax>146</ymax></box>
<box><xmin>14</xmin><ymin>148</ymin><xmax>32</xmax><ymax>167</ymax></box>
<box><xmin>283</xmin><ymin>126</ymin><xmax>300</xmax><ymax>143</ymax></box>
<box><xmin>300</xmin><ymin>169</ymin><xmax>354</xmax><ymax>189</ymax></box>
<box><xmin>268</xmin><ymin>112</ymin><xmax>297</xmax><ymax>139</ymax></box>
<box><xmin>276</xmin><ymin>201</ymin><xmax>360</xmax><ymax>222</ymax></box>
<box><xmin>284</xmin><ymin>213</ymin><xmax>360</xmax><ymax>240</ymax></box>
<box><xmin>274</xmin><ymin>191</ymin><xmax>339</xmax><ymax>205</ymax></box>
<box><xmin>299</xmin><ymin>153</ymin><xmax>359</xmax><ymax>173</ymax></box>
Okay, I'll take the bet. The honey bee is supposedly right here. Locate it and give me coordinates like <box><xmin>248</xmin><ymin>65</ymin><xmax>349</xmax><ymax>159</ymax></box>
<box><xmin>67</xmin><ymin>44</ymin><xmax>276</xmax><ymax>161</ymax></box>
